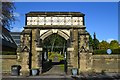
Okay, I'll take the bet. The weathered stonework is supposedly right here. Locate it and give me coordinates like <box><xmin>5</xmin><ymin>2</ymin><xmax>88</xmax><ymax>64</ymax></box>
<box><xmin>20</xmin><ymin>29</ymin><xmax>31</xmax><ymax>76</ymax></box>
<box><xmin>79</xmin><ymin>52</ymin><xmax>92</xmax><ymax>73</ymax></box>
<box><xmin>20</xmin><ymin>52</ymin><xmax>30</xmax><ymax>76</ymax></box>
<box><xmin>92</xmin><ymin>55</ymin><xmax>120</xmax><ymax>73</ymax></box>
<box><xmin>18</xmin><ymin>12</ymin><xmax>91</xmax><ymax>75</ymax></box>
<box><xmin>31</xmin><ymin>29</ymin><xmax>39</xmax><ymax>68</ymax></box>
<box><xmin>15</xmin><ymin>12</ymin><xmax>118</xmax><ymax>76</ymax></box>
<box><xmin>1</xmin><ymin>55</ymin><xmax>17</xmax><ymax>75</ymax></box>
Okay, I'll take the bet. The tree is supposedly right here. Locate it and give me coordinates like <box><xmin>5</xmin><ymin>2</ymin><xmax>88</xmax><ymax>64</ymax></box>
<box><xmin>110</xmin><ymin>40</ymin><xmax>119</xmax><ymax>49</ymax></box>
<box><xmin>93</xmin><ymin>32</ymin><xmax>99</xmax><ymax>50</ymax></box>
<box><xmin>89</xmin><ymin>34</ymin><xmax>93</xmax><ymax>50</ymax></box>
<box><xmin>98</xmin><ymin>40</ymin><xmax>109</xmax><ymax>50</ymax></box>
<box><xmin>43</xmin><ymin>34</ymin><xmax>66</xmax><ymax>52</ymax></box>
<box><xmin>2</xmin><ymin>2</ymin><xmax>16</xmax><ymax>30</ymax></box>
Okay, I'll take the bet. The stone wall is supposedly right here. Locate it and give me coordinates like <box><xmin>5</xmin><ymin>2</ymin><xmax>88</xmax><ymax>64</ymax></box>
<box><xmin>79</xmin><ymin>53</ymin><xmax>92</xmax><ymax>73</ymax></box>
<box><xmin>31</xmin><ymin>29</ymin><xmax>40</xmax><ymax>68</ymax></box>
<box><xmin>1</xmin><ymin>55</ymin><xmax>17</xmax><ymax>75</ymax></box>
<box><xmin>72</xmin><ymin>29</ymin><xmax>78</xmax><ymax>68</ymax></box>
<box><xmin>92</xmin><ymin>55</ymin><xmax>120</xmax><ymax>73</ymax></box>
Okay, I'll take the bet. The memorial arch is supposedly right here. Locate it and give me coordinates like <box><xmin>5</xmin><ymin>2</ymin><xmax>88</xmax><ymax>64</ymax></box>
<box><xmin>20</xmin><ymin>12</ymin><xmax>92</xmax><ymax>75</ymax></box>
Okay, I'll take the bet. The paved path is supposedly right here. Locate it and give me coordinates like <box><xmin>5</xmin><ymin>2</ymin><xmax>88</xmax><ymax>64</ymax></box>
<box><xmin>43</xmin><ymin>53</ymin><xmax>65</xmax><ymax>75</ymax></box>
<box><xmin>43</xmin><ymin>65</ymin><xmax>65</xmax><ymax>75</ymax></box>
<box><xmin>2</xmin><ymin>73</ymin><xmax>120</xmax><ymax>80</ymax></box>
<box><xmin>2</xmin><ymin>75</ymin><xmax>120</xmax><ymax>80</ymax></box>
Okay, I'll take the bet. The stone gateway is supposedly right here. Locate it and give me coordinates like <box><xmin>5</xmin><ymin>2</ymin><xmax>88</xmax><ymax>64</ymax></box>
<box><xmin>19</xmin><ymin>12</ymin><xmax>93</xmax><ymax>75</ymax></box>
<box><xmin>2</xmin><ymin>12</ymin><xmax>119</xmax><ymax>76</ymax></box>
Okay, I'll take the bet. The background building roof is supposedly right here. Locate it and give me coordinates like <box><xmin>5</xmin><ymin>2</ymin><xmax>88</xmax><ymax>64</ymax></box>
<box><xmin>1</xmin><ymin>27</ymin><xmax>17</xmax><ymax>49</ymax></box>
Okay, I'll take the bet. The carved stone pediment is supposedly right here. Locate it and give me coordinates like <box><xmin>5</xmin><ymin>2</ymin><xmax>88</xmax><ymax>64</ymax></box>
<box><xmin>80</xmin><ymin>46</ymin><xmax>89</xmax><ymax>52</ymax></box>
<box><xmin>22</xmin><ymin>46</ymin><xmax>30</xmax><ymax>52</ymax></box>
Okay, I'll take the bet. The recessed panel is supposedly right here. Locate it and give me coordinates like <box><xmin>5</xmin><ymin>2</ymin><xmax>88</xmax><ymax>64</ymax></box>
<box><xmin>52</xmin><ymin>17</ymin><xmax>58</xmax><ymax>25</ymax></box>
<box><xmin>27</xmin><ymin>16</ymin><xmax>82</xmax><ymax>26</ymax></box>
<box><xmin>46</xmin><ymin>17</ymin><xmax>51</xmax><ymax>25</ymax></box>
<box><xmin>72</xmin><ymin>17</ymin><xmax>78</xmax><ymax>25</ymax></box>
<box><xmin>39</xmin><ymin>17</ymin><xmax>44</xmax><ymax>25</ymax></box>
<box><xmin>65</xmin><ymin>17</ymin><xmax>71</xmax><ymax>25</ymax></box>
<box><xmin>27</xmin><ymin>17</ymin><xmax>32</xmax><ymax>25</ymax></box>
<box><xmin>78</xmin><ymin>17</ymin><xmax>83</xmax><ymax>25</ymax></box>
<box><xmin>58</xmin><ymin>17</ymin><xmax>64</xmax><ymax>25</ymax></box>
<box><xmin>31</xmin><ymin>17</ymin><xmax>37</xmax><ymax>25</ymax></box>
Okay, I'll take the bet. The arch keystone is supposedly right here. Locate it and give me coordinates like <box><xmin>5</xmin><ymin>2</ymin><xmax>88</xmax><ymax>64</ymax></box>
<box><xmin>52</xmin><ymin>29</ymin><xmax>58</xmax><ymax>33</ymax></box>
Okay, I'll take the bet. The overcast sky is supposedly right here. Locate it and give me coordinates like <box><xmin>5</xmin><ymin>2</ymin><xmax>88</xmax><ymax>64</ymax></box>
<box><xmin>11</xmin><ymin>2</ymin><xmax>118</xmax><ymax>42</ymax></box>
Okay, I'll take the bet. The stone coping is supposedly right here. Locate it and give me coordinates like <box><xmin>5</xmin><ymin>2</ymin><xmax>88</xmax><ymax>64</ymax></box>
<box><xmin>92</xmin><ymin>55</ymin><xmax>120</xmax><ymax>59</ymax></box>
<box><xmin>1</xmin><ymin>55</ymin><xmax>17</xmax><ymax>59</ymax></box>
<box><xmin>24</xmin><ymin>25</ymin><xmax>86</xmax><ymax>29</ymax></box>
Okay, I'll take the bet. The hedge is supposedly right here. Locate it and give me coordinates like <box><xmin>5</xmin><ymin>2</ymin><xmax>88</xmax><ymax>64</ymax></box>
<box><xmin>93</xmin><ymin>48</ymin><xmax>120</xmax><ymax>55</ymax></box>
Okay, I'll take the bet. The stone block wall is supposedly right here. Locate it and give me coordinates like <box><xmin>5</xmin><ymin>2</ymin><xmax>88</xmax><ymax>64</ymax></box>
<box><xmin>72</xmin><ymin>29</ymin><xmax>78</xmax><ymax>68</ymax></box>
<box><xmin>1</xmin><ymin>55</ymin><xmax>17</xmax><ymax>75</ymax></box>
<box><xmin>92</xmin><ymin>55</ymin><xmax>120</xmax><ymax>73</ymax></box>
<box><xmin>79</xmin><ymin>53</ymin><xmax>92</xmax><ymax>73</ymax></box>
<box><xmin>31</xmin><ymin>29</ymin><xmax>40</xmax><ymax>68</ymax></box>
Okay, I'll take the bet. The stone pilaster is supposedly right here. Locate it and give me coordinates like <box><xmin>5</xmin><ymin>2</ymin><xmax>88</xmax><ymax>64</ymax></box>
<box><xmin>20</xmin><ymin>52</ymin><xmax>30</xmax><ymax>76</ymax></box>
<box><xmin>36</xmin><ymin>47</ymin><xmax>43</xmax><ymax>74</ymax></box>
<box><xmin>72</xmin><ymin>29</ymin><xmax>79</xmax><ymax>68</ymax></box>
<box><xmin>67</xmin><ymin>48</ymin><xmax>74</xmax><ymax>75</ymax></box>
<box><xmin>79</xmin><ymin>52</ymin><xmax>92</xmax><ymax>73</ymax></box>
<box><xmin>20</xmin><ymin>30</ymin><xmax>31</xmax><ymax>76</ymax></box>
<box><xmin>31</xmin><ymin>29</ymin><xmax>40</xmax><ymax>68</ymax></box>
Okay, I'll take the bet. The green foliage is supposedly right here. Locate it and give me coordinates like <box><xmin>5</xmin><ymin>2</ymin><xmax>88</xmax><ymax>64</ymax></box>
<box><xmin>93</xmin><ymin>32</ymin><xmax>99</xmax><ymax>50</ymax></box>
<box><xmin>43</xmin><ymin>34</ymin><xmax>66</xmax><ymax>52</ymax></box>
<box><xmin>110</xmin><ymin>40</ymin><xmax>119</xmax><ymax>49</ymax></box>
<box><xmin>48</xmin><ymin>52</ymin><xmax>52</xmax><ymax>57</ymax></box>
<box><xmin>1</xmin><ymin>51</ymin><xmax>16</xmax><ymax>55</ymax></box>
<box><xmin>2</xmin><ymin>2</ymin><xmax>16</xmax><ymax>30</ymax></box>
<box><xmin>93</xmin><ymin>40</ymin><xmax>120</xmax><ymax>55</ymax></box>
<box><xmin>89</xmin><ymin>33</ymin><xmax>119</xmax><ymax>51</ymax></box>
<box><xmin>93</xmin><ymin>48</ymin><xmax>120</xmax><ymax>55</ymax></box>
<box><xmin>89</xmin><ymin>34</ymin><xmax>93</xmax><ymax>48</ymax></box>
<box><xmin>93</xmin><ymin>49</ymin><xmax>107</xmax><ymax>55</ymax></box>
<box><xmin>111</xmin><ymin>48</ymin><xmax>120</xmax><ymax>54</ymax></box>
<box><xmin>98</xmin><ymin>40</ymin><xmax>119</xmax><ymax>50</ymax></box>
<box><xmin>98</xmin><ymin>40</ymin><xmax>110</xmax><ymax>49</ymax></box>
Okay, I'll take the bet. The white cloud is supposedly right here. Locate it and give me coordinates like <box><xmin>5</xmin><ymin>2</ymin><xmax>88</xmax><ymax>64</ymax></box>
<box><xmin>99</xmin><ymin>40</ymin><xmax>102</xmax><ymax>42</ymax></box>
<box><xmin>11</xmin><ymin>27</ymin><xmax>24</xmax><ymax>32</ymax></box>
<box><xmin>107</xmin><ymin>38</ymin><xmax>114</xmax><ymax>43</ymax></box>
<box><xmin>13</xmin><ymin>12</ymin><xmax>20</xmax><ymax>17</ymax></box>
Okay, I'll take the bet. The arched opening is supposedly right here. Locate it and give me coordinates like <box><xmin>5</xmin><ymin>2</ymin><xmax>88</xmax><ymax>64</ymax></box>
<box><xmin>41</xmin><ymin>33</ymin><xmax>68</xmax><ymax>75</ymax></box>
<box><xmin>40</xmin><ymin>30</ymin><xmax>70</xmax><ymax>40</ymax></box>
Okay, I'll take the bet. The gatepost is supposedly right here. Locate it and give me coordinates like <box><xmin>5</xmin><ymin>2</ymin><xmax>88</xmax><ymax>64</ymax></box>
<box><xmin>35</xmin><ymin>47</ymin><xmax>43</xmax><ymax>74</ymax></box>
